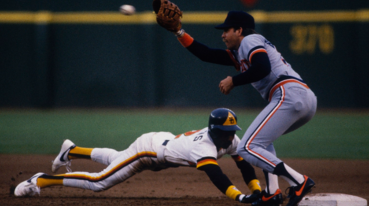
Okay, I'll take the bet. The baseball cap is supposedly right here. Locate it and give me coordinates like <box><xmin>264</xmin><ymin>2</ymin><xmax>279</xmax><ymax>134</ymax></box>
<box><xmin>215</xmin><ymin>11</ymin><xmax>255</xmax><ymax>30</ymax></box>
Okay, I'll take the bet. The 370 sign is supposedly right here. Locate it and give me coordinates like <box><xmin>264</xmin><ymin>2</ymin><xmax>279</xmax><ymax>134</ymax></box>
<box><xmin>289</xmin><ymin>24</ymin><xmax>334</xmax><ymax>55</ymax></box>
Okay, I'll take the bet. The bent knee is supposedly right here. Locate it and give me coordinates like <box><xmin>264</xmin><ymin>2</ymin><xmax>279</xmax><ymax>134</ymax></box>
<box><xmin>237</xmin><ymin>144</ymin><xmax>252</xmax><ymax>157</ymax></box>
<box><xmin>237</xmin><ymin>143</ymin><xmax>261</xmax><ymax>160</ymax></box>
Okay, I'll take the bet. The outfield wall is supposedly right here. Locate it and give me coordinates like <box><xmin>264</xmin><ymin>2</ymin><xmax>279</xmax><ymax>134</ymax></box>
<box><xmin>1</xmin><ymin>1</ymin><xmax>368</xmax><ymax>108</ymax></box>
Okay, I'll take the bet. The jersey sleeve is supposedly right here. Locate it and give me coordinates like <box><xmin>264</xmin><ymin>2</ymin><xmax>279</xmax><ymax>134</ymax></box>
<box><xmin>178</xmin><ymin>128</ymin><xmax>218</xmax><ymax>164</ymax></box>
<box><xmin>240</xmin><ymin>35</ymin><xmax>268</xmax><ymax>63</ymax></box>
<box><xmin>190</xmin><ymin>141</ymin><xmax>218</xmax><ymax>165</ymax></box>
<box><xmin>196</xmin><ymin>156</ymin><xmax>219</xmax><ymax>169</ymax></box>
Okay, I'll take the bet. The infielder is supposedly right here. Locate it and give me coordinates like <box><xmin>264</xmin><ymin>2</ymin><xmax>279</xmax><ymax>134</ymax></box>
<box><xmin>14</xmin><ymin>108</ymin><xmax>262</xmax><ymax>204</ymax></box>
<box><xmin>153</xmin><ymin>1</ymin><xmax>317</xmax><ymax>206</ymax></box>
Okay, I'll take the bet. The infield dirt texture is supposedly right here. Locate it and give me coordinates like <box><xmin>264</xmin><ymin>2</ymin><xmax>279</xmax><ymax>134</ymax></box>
<box><xmin>1</xmin><ymin>155</ymin><xmax>368</xmax><ymax>205</ymax></box>
<box><xmin>1</xmin><ymin>109</ymin><xmax>368</xmax><ymax>205</ymax></box>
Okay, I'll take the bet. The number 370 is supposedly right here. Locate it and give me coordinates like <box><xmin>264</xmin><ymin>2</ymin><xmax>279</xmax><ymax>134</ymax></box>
<box><xmin>289</xmin><ymin>24</ymin><xmax>334</xmax><ymax>55</ymax></box>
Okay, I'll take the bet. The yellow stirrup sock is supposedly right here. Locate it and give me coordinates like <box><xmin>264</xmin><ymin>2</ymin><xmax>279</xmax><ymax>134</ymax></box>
<box><xmin>225</xmin><ymin>185</ymin><xmax>242</xmax><ymax>200</ymax></box>
<box><xmin>68</xmin><ymin>146</ymin><xmax>93</xmax><ymax>160</ymax></box>
<box><xmin>248</xmin><ymin>179</ymin><xmax>261</xmax><ymax>193</ymax></box>
<box><xmin>36</xmin><ymin>175</ymin><xmax>64</xmax><ymax>188</ymax></box>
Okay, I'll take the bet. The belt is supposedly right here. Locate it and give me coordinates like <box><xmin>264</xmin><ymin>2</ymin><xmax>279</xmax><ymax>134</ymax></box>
<box><xmin>267</xmin><ymin>75</ymin><xmax>309</xmax><ymax>102</ymax></box>
<box><xmin>156</xmin><ymin>140</ymin><xmax>169</xmax><ymax>164</ymax></box>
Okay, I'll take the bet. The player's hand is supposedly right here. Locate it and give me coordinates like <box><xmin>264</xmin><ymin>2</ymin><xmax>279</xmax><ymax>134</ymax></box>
<box><xmin>219</xmin><ymin>76</ymin><xmax>234</xmax><ymax>95</ymax></box>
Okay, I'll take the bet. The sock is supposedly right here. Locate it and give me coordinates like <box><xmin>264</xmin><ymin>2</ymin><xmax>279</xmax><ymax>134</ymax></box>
<box><xmin>36</xmin><ymin>174</ymin><xmax>64</xmax><ymax>188</ymax></box>
<box><xmin>247</xmin><ymin>179</ymin><xmax>261</xmax><ymax>193</ymax></box>
<box><xmin>68</xmin><ymin>146</ymin><xmax>93</xmax><ymax>160</ymax></box>
<box><xmin>263</xmin><ymin>170</ymin><xmax>279</xmax><ymax>194</ymax></box>
<box><xmin>273</xmin><ymin>162</ymin><xmax>304</xmax><ymax>186</ymax></box>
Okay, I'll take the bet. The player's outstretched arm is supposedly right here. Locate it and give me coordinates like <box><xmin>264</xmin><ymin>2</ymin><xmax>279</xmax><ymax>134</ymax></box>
<box><xmin>197</xmin><ymin>158</ymin><xmax>259</xmax><ymax>203</ymax></box>
<box><xmin>232</xmin><ymin>155</ymin><xmax>261</xmax><ymax>193</ymax></box>
<box><xmin>176</xmin><ymin>31</ymin><xmax>236</xmax><ymax>66</ymax></box>
<box><xmin>153</xmin><ymin>0</ymin><xmax>237</xmax><ymax>67</ymax></box>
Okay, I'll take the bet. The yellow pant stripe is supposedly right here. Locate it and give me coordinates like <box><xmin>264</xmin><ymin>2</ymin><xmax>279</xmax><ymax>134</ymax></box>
<box><xmin>64</xmin><ymin>151</ymin><xmax>156</xmax><ymax>181</ymax></box>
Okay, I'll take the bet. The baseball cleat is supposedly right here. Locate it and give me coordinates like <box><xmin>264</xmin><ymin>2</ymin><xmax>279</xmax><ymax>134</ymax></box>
<box><xmin>14</xmin><ymin>173</ymin><xmax>44</xmax><ymax>197</ymax></box>
<box><xmin>239</xmin><ymin>190</ymin><xmax>261</xmax><ymax>203</ymax></box>
<box><xmin>251</xmin><ymin>189</ymin><xmax>283</xmax><ymax>206</ymax></box>
<box><xmin>286</xmin><ymin>175</ymin><xmax>315</xmax><ymax>206</ymax></box>
<box><xmin>51</xmin><ymin>139</ymin><xmax>76</xmax><ymax>173</ymax></box>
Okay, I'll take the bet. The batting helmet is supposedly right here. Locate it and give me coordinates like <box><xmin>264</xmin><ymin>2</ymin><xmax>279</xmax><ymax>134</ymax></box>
<box><xmin>208</xmin><ymin>108</ymin><xmax>241</xmax><ymax>131</ymax></box>
<box><xmin>208</xmin><ymin>108</ymin><xmax>241</xmax><ymax>149</ymax></box>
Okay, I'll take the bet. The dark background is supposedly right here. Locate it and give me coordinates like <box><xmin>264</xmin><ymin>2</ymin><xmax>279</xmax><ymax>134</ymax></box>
<box><xmin>1</xmin><ymin>0</ymin><xmax>368</xmax><ymax>108</ymax></box>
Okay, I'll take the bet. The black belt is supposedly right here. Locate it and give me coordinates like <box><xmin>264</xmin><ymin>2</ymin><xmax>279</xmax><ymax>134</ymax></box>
<box><xmin>162</xmin><ymin>140</ymin><xmax>169</xmax><ymax>146</ymax></box>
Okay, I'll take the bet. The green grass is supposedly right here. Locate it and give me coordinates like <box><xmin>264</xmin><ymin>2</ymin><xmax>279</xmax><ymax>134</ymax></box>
<box><xmin>0</xmin><ymin>109</ymin><xmax>368</xmax><ymax>159</ymax></box>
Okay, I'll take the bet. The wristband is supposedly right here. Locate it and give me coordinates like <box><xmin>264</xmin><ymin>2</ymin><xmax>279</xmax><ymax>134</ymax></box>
<box><xmin>177</xmin><ymin>32</ymin><xmax>194</xmax><ymax>48</ymax></box>
<box><xmin>174</xmin><ymin>29</ymin><xmax>185</xmax><ymax>37</ymax></box>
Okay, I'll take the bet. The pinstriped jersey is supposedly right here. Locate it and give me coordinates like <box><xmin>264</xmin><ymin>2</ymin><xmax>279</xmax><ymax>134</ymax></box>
<box><xmin>163</xmin><ymin>127</ymin><xmax>240</xmax><ymax>168</ymax></box>
<box><xmin>234</xmin><ymin>34</ymin><xmax>302</xmax><ymax>100</ymax></box>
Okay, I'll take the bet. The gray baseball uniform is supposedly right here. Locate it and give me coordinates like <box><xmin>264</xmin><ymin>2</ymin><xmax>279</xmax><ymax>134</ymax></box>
<box><xmin>176</xmin><ymin>9</ymin><xmax>317</xmax><ymax>205</ymax></box>
<box><xmin>233</xmin><ymin>34</ymin><xmax>317</xmax><ymax>173</ymax></box>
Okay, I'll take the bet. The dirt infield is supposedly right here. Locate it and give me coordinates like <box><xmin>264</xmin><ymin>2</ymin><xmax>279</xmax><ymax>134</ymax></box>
<box><xmin>1</xmin><ymin>154</ymin><xmax>368</xmax><ymax>206</ymax></box>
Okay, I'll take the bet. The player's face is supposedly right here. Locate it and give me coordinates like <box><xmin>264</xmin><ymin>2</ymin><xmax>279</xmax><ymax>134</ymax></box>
<box><xmin>215</xmin><ymin>130</ymin><xmax>235</xmax><ymax>149</ymax></box>
<box><xmin>220</xmin><ymin>134</ymin><xmax>234</xmax><ymax>149</ymax></box>
<box><xmin>221</xmin><ymin>28</ymin><xmax>242</xmax><ymax>50</ymax></box>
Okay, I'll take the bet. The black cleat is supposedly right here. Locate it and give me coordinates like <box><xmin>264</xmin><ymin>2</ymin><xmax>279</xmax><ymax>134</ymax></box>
<box><xmin>251</xmin><ymin>189</ymin><xmax>283</xmax><ymax>206</ymax></box>
<box><xmin>239</xmin><ymin>190</ymin><xmax>261</xmax><ymax>203</ymax></box>
<box><xmin>286</xmin><ymin>175</ymin><xmax>315</xmax><ymax>206</ymax></box>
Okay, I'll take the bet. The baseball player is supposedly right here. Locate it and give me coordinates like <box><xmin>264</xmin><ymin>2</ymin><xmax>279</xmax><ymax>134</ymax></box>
<box><xmin>153</xmin><ymin>2</ymin><xmax>317</xmax><ymax>206</ymax></box>
<box><xmin>14</xmin><ymin>108</ymin><xmax>262</xmax><ymax>204</ymax></box>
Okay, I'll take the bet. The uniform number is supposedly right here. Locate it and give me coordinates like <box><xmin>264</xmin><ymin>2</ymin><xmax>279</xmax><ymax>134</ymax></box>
<box><xmin>193</xmin><ymin>135</ymin><xmax>203</xmax><ymax>141</ymax></box>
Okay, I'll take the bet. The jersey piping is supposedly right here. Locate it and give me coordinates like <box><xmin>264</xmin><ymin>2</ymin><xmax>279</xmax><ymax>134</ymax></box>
<box><xmin>247</xmin><ymin>46</ymin><xmax>267</xmax><ymax>63</ymax></box>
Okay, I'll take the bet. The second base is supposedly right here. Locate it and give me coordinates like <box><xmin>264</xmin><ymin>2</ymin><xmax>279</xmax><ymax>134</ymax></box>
<box><xmin>298</xmin><ymin>193</ymin><xmax>367</xmax><ymax>206</ymax></box>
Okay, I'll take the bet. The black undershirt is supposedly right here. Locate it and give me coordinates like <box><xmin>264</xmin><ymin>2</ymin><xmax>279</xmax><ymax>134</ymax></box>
<box><xmin>186</xmin><ymin>40</ymin><xmax>271</xmax><ymax>86</ymax></box>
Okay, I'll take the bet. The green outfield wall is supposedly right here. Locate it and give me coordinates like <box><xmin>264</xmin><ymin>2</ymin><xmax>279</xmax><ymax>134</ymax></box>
<box><xmin>1</xmin><ymin>1</ymin><xmax>368</xmax><ymax>108</ymax></box>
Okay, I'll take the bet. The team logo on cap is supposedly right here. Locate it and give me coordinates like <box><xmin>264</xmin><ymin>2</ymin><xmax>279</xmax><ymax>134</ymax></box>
<box><xmin>223</xmin><ymin>112</ymin><xmax>237</xmax><ymax>126</ymax></box>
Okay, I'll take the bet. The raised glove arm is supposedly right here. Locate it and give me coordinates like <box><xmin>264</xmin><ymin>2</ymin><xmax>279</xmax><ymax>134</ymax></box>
<box><xmin>153</xmin><ymin>0</ymin><xmax>182</xmax><ymax>32</ymax></box>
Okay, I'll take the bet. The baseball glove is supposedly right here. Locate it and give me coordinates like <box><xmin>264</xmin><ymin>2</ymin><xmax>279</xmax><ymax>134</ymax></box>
<box><xmin>153</xmin><ymin>0</ymin><xmax>182</xmax><ymax>32</ymax></box>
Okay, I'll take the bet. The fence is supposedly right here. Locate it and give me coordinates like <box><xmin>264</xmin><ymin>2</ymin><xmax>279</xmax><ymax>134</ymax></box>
<box><xmin>1</xmin><ymin>1</ymin><xmax>368</xmax><ymax>108</ymax></box>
